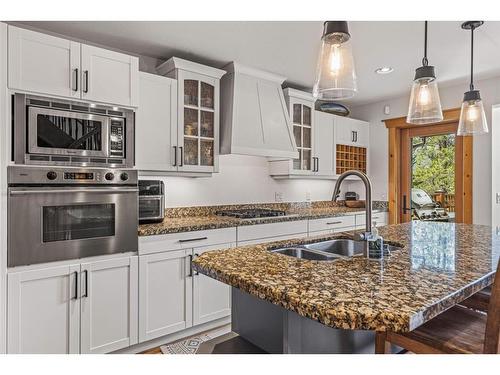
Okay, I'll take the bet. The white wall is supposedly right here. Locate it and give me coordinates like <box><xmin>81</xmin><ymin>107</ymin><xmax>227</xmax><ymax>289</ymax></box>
<box><xmin>0</xmin><ymin>22</ymin><xmax>8</xmax><ymax>354</ymax></box>
<box><xmin>351</xmin><ymin>75</ymin><xmax>500</xmax><ymax>226</ymax></box>
<box><xmin>492</xmin><ymin>105</ymin><xmax>500</xmax><ymax>230</ymax></box>
<box><xmin>145</xmin><ymin>154</ymin><xmax>362</xmax><ymax>207</ymax></box>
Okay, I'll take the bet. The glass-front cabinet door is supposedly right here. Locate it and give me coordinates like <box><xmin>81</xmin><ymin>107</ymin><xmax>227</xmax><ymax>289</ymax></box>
<box><xmin>178</xmin><ymin>72</ymin><xmax>219</xmax><ymax>173</ymax></box>
<box><xmin>290</xmin><ymin>99</ymin><xmax>314</xmax><ymax>173</ymax></box>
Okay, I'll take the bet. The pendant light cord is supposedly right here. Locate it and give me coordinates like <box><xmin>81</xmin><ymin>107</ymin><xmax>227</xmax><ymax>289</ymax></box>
<box><xmin>422</xmin><ymin>21</ymin><xmax>428</xmax><ymax>66</ymax></box>
<box><xmin>470</xmin><ymin>26</ymin><xmax>475</xmax><ymax>91</ymax></box>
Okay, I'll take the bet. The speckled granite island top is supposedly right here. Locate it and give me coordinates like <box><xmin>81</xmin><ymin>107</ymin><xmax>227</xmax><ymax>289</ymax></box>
<box><xmin>192</xmin><ymin>222</ymin><xmax>499</xmax><ymax>333</ymax></box>
<box><xmin>138</xmin><ymin>201</ymin><xmax>388</xmax><ymax>236</ymax></box>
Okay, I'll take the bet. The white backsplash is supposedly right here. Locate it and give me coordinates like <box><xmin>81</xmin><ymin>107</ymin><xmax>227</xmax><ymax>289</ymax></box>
<box><xmin>142</xmin><ymin>154</ymin><xmax>365</xmax><ymax>208</ymax></box>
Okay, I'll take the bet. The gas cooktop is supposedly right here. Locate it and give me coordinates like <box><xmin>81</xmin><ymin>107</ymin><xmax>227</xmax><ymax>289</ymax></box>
<box><xmin>215</xmin><ymin>209</ymin><xmax>287</xmax><ymax>219</ymax></box>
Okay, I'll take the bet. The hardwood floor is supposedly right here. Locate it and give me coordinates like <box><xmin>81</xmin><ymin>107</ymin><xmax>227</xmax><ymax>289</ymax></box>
<box><xmin>140</xmin><ymin>347</ymin><xmax>163</xmax><ymax>354</ymax></box>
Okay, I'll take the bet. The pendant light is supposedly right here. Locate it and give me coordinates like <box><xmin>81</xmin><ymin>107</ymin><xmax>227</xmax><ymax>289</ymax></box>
<box><xmin>407</xmin><ymin>21</ymin><xmax>443</xmax><ymax>124</ymax></box>
<box><xmin>313</xmin><ymin>21</ymin><xmax>357</xmax><ymax>101</ymax></box>
<box><xmin>457</xmin><ymin>21</ymin><xmax>488</xmax><ymax>136</ymax></box>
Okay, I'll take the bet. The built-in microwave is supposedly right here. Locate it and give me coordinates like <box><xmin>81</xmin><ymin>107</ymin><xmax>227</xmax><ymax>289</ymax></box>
<box><xmin>13</xmin><ymin>93</ymin><xmax>135</xmax><ymax>167</ymax></box>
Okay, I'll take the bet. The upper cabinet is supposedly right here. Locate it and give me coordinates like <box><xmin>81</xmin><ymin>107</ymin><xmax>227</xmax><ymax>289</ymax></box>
<box><xmin>157</xmin><ymin>57</ymin><xmax>225</xmax><ymax>174</ymax></box>
<box><xmin>334</xmin><ymin>116</ymin><xmax>369</xmax><ymax>175</ymax></box>
<box><xmin>269</xmin><ymin>89</ymin><xmax>334</xmax><ymax>178</ymax></box>
<box><xmin>79</xmin><ymin>44</ymin><xmax>138</xmax><ymax>106</ymax></box>
<box><xmin>335</xmin><ymin>116</ymin><xmax>369</xmax><ymax>148</ymax></box>
<box><xmin>136</xmin><ymin>72</ymin><xmax>178</xmax><ymax>172</ymax></box>
<box><xmin>287</xmin><ymin>88</ymin><xmax>315</xmax><ymax>173</ymax></box>
<box><xmin>8</xmin><ymin>26</ymin><xmax>139</xmax><ymax>107</ymax></box>
<box><xmin>270</xmin><ymin>98</ymin><xmax>370</xmax><ymax>179</ymax></box>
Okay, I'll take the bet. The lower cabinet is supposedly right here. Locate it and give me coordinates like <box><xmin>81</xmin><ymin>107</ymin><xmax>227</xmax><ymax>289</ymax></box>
<box><xmin>7</xmin><ymin>256</ymin><xmax>138</xmax><ymax>354</ymax></box>
<box><xmin>80</xmin><ymin>257</ymin><xmax>138</xmax><ymax>354</ymax></box>
<box><xmin>138</xmin><ymin>244</ymin><xmax>232</xmax><ymax>343</ymax></box>
<box><xmin>192</xmin><ymin>244</ymin><xmax>231</xmax><ymax>325</ymax></box>
<box><xmin>7</xmin><ymin>264</ymin><xmax>80</xmax><ymax>354</ymax></box>
<box><xmin>138</xmin><ymin>249</ymin><xmax>193</xmax><ymax>342</ymax></box>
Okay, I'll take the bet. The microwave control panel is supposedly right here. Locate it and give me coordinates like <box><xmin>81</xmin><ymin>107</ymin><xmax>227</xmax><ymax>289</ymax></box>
<box><xmin>110</xmin><ymin>120</ymin><xmax>125</xmax><ymax>158</ymax></box>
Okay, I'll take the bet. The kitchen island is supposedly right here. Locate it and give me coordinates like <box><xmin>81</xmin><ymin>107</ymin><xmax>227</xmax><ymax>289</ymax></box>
<box><xmin>192</xmin><ymin>221</ymin><xmax>500</xmax><ymax>353</ymax></box>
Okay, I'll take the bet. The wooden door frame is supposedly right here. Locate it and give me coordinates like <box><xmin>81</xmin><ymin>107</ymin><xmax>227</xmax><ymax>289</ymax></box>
<box><xmin>384</xmin><ymin>108</ymin><xmax>473</xmax><ymax>224</ymax></box>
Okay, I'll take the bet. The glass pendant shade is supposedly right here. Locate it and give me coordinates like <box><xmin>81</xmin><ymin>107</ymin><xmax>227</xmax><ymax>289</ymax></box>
<box><xmin>458</xmin><ymin>21</ymin><xmax>488</xmax><ymax>136</ymax></box>
<box><xmin>407</xmin><ymin>73</ymin><xmax>443</xmax><ymax>124</ymax></box>
<box><xmin>313</xmin><ymin>22</ymin><xmax>357</xmax><ymax>100</ymax></box>
<box><xmin>457</xmin><ymin>91</ymin><xmax>488</xmax><ymax>136</ymax></box>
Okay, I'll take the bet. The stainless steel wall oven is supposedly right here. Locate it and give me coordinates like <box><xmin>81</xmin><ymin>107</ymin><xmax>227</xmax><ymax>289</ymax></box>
<box><xmin>13</xmin><ymin>93</ymin><xmax>135</xmax><ymax>167</ymax></box>
<box><xmin>7</xmin><ymin>166</ymin><xmax>138</xmax><ymax>267</ymax></box>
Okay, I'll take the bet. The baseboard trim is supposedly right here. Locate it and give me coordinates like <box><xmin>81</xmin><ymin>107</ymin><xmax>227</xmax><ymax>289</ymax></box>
<box><xmin>113</xmin><ymin>317</ymin><xmax>231</xmax><ymax>354</ymax></box>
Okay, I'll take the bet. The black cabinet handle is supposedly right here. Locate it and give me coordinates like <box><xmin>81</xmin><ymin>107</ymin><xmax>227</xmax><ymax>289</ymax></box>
<box><xmin>187</xmin><ymin>255</ymin><xmax>193</xmax><ymax>277</ymax></box>
<box><xmin>179</xmin><ymin>236</ymin><xmax>208</xmax><ymax>243</ymax></box>
<box><xmin>179</xmin><ymin>146</ymin><xmax>184</xmax><ymax>167</ymax></box>
<box><xmin>355</xmin><ymin>131</ymin><xmax>358</xmax><ymax>143</ymax></box>
<box><xmin>316</xmin><ymin>157</ymin><xmax>320</xmax><ymax>172</ymax></box>
<box><xmin>73</xmin><ymin>68</ymin><xmax>79</xmax><ymax>92</ymax></box>
<box><xmin>83</xmin><ymin>70</ymin><xmax>89</xmax><ymax>93</ymax></box>
<box><xmin>72</xmin><ymin>271</ymin><xmax>78</xmax><ymax>300</ymax></box>
<box><xmin>326</xmin><ymin>221</ymin><xmax>343</xmax><ymax>225</ymax></box>
<box><xmin>173</xmin><ymin>146</ymin><xmax>177</xmax><ymax>166</ymax></box>
<box><xmin>83</xmin><ymin>270</ymin><xmax>88</xmax><ymax>298</ymax></box>
<box><xmin>194</xmin><ymin>253</ymin><xmax>200</xmax><ymax>275</ymax></box>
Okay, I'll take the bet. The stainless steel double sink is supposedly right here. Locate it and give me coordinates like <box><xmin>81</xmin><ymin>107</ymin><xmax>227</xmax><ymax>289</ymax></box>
<box><xmin>270</xmin><ymin>239</ymin><xmax>401</xmax><ymax>261</ymax></box>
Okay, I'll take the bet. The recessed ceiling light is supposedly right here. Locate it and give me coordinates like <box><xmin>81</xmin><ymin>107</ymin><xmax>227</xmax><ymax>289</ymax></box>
<box><xmin>375</xmin><ymin>67</ymin><xmax>394</xmax><ymax>74</ymax></box>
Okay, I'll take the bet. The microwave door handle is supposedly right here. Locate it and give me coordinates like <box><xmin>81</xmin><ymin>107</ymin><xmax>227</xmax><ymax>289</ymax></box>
<box><xmin>9</xmin><ymin>187</ymin><xmax>138</xmax><ymax>195</ymax></box>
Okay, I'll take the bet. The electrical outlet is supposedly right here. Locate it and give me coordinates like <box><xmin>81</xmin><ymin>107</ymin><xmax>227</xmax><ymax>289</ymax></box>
<box><xmin>496</xmin><ymin>192</ymin><xmax>500</xmax><ymax>204</ymax></box>
<box><xmin>275</xmin><ymin>192</ymin><xmax>283</xmax><ymax>202</ymax></box>
<box><xmin>305</xmin><ymin>191</ymin><xmax>311</xmax><ymax>201</ymax></box>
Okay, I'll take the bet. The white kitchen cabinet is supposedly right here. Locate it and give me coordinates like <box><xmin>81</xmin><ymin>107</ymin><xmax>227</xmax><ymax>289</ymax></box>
<box><xmin>8</xmin><ymin>26</ymin><xmax>80</xmax><ymax>99</ymax></box>
<box><xmin>193</xmin><ymin>244</ymin><xmax>231</xmax><ymax>325</ymax></box>
<box><xmin>8</xmin><ymin>255</ymin><xmax>138</xmax><ymax>354</ymax></box>
<box><xmin>80</xmin><ymin>256</ymin><xmax>138</xmax><ymax>354</ymax></box>
<box><xmin>237</xmin><ymin>220</ymin><xmax>308</xmax><ymax>245</ymax></box>
<box><xmin>157</xmin><ymin>57</ymin><xmax>225</xmax><ymax>174</ymax></box>
<box><xmin>136</xmin><ymin>72</ymin><xmax>178</xmax><ymax>172</ymax></box>
<box><xmin>138</xmin><ymin>249</ymin><xmax>193</xmax><ymax>342</ymax></box>
<box><xmin>138</xmin><ymin>228</ymin><xmax>235</xmax><ymax>343</ymax></box>
<box><xmin>314</xmin><ymin>110</ymin><xmax>336</xmax><ymax>176</ymax></box>
<box><xmin>268</xmin><ymin>89</ymin><xmax>318</xmax><ymax>177</ymax></box>
<box><xmin>356</xmin><ymin>211</ymin><xmax>388</xmax><ymax>229</ymax></box>
<box><xmin>335</xmin><ymin>116</ymin><xmax>369</xmax><ymax>148</ymax></box>
<box><xmin>138</xmin><ymin>227</ymin><xmax>236</xmax><ymax>256</ymax></box>
<box><xmin>7</xmin><ymin>264</ymin><xmax>80</xmax><ymax>354</ymax></box>
<box><xmin>308</xmin><ymin>215</ymin><xmax>356</xmax><ymax>236</ymax></box>
<box><xmin>80</xmin><ymin>44</ymin><xmax>139</xmax><ymax>107</ymax></box>
<box><xmin>7</xmin><ymin>25</ymin><xmax>139</xmax><ymax>107</ymax></box>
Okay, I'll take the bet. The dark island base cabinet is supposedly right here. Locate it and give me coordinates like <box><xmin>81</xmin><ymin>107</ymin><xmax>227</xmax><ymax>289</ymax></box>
<box><xmin>231</xmin><ymin>288</ymin><xmax>399</xmax><ymax>354</ymax></box>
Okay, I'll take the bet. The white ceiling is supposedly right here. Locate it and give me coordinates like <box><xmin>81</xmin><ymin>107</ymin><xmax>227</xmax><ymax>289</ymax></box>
<box><xmin>16</xmin><ymin>21</ymin><xmax>500</xmax><ymax>106</ymax></box>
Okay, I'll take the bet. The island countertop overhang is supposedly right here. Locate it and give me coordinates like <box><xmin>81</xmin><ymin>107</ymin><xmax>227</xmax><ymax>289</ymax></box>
<box><xmin>192</xmin><ymin>222</ymin><xmax>499</xmax><ymax>333</ymax></box>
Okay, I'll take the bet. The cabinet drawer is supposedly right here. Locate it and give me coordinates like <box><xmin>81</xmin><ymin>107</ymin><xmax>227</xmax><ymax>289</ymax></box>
<box><xmin>308</xmin><ymin>225</ymin><xmax>357</xmax><ymax>238</ymax></box>
<box><xmin>237</xmin><ymin>220</ymin><xmax>308</xmax><ymax>243</ymax></box>
<box><xmin>356</xmin><ymin>211</ymin><xmax>387</xmax><ymax>226</ymax></box>
<box><xmin>308</xmin><ymin>215</ymin><xmax>356</xmax><ymax>233</ymax></box>
<box><xmin>238</xmin><ymin>232</ymin><xmax>307</xmax><ymax>246</ymax></box>
<box><xmin>139</xmin><ymin>227</ymin><xmax>237</xmax><ymax>255</ymax></box>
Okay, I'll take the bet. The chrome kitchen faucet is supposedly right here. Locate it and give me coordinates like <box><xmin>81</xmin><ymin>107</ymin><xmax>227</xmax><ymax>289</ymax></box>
<box><xmin>332</xmin><ymin>170</ymin><xmax>382</xmax><ymax>257</ymax></box>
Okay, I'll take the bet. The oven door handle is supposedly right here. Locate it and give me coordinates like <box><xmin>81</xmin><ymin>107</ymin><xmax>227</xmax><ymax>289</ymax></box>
<box><xmin>9</xmin><ymin>187</ymin><xmax>138</xmax><ymax>195</ymax></box>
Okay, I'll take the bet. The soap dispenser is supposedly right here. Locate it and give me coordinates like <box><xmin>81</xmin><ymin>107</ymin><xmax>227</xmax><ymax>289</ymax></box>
<box><xmin>368</xmin><ymin>223</ymin><xmax>384</xmax><ymax>259</ymax></box>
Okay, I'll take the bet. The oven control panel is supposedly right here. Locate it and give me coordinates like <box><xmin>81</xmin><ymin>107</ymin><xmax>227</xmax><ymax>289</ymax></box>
<box><xmin>8</xmin><ymin>166</ymin><xmax>138</xmax><ymax>185</ymax></box>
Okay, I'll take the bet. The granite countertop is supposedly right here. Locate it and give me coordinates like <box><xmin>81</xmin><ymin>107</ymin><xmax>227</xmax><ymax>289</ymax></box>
<box><xmin>138</xmin><ymin>205</ymin><xmax>388</xmax><ymax>236</ymax></box>
<box><xmin>192</xmin><ymin>222</ymin><xmax>500</xmax><ymax>333</ymax></box>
